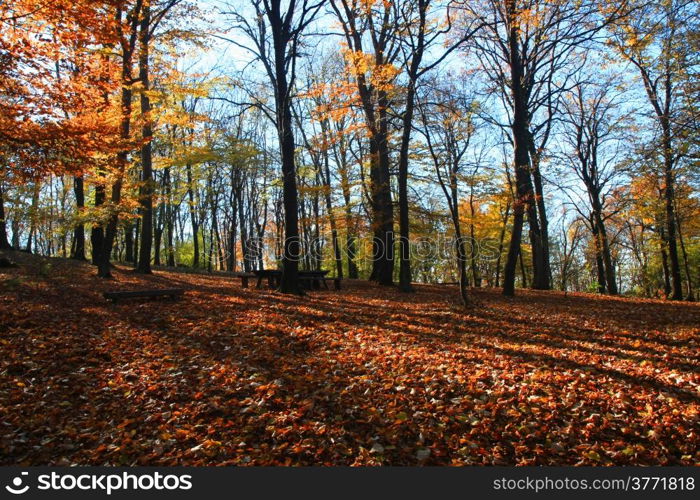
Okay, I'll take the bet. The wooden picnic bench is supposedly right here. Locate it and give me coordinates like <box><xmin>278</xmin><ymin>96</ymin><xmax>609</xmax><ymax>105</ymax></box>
<box><xmin>103</xmin><ymin>288</ymin><xmax>184</xmax><ymax>302</ymax></box>
<box><xmin>253</xmin><ymin>269</ymin><xmax>282</xmax><ymax>289</ymax></box>
<box><xmin>301</xmin><ymin>271</ymin><xmax>342</xmax><ymax>290</ymax></box>
<box><xmin>233</xmin><ymin>272</ymin><xmax>256</xmax><ymax>288</ymax></box>
<box><xmin>252</xmin><ymin>269</ymin><xmax>341</xmax><ymax>290</ymax></box>
<box><xmin>298</xmin><ymin>270</ymin><xmax>330</xmax><ymax>290</ymax></box>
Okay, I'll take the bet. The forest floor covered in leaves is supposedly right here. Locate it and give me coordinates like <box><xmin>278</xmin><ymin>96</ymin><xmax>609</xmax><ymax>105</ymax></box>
<box><xmin>1</xmin><ymin>250</ymin><xmax>698</xmax><ymax>466</ymax></box>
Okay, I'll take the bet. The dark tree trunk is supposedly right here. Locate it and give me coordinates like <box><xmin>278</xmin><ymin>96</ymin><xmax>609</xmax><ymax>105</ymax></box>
<box><xmin>674</xmin><ymin>210</ymin><xmax>694</xmax><ymax>300</ymax></box>
<box><xmin>186</xmin><ymin>164</ymin><xmax>199</xmax><ymax>267</ymax></box>
<box><xmin>372</xmin><ymin>96</ymin><xmax>394</xmax><ymax>286</ymax></box>
<box><xmin>0</xmin><ymin>182</ymin><xmax>11</xmax><ymax>250</ymax></box>
<box><xmin>495</xmin><ymin>199</ymin><xmax>510</xmax><ymax>288</ymax></box>
<box><xmin>268</xmin><ymin>3</ymin><xmax>301</xmax><ymax>294</ymax></box>
<box><xmin>531</xmin><ymin>161</ymin><xmax>551</xmax><ymax>289</ymax></box>
<box><xmin>502</xmin><ymin>7</ymin><xmax>539</xmax><ymax>296</ymax></box>
<box><xmin>71</xmin><ymin>176</ymin><xmax>86</xmax><ymax>260</ymax></box>
<box><xmin>503</xmin><ymin>121</ymin><xmax>537</xmax><ymax>295</ymax></box>
<box><xmin>597</xmin><ymin>217</ymin><xmax>617</xmax><ymax>295</ymax></box>
<box><xmin>133</xmin><ymin>217</ymin><xmax>140</xmax><ymax>268</ymax></box>
<box><xmin>227</xmin><ymin>187</ymin><xmax>237</xmax><ymax>272</ymax></box>
<box><xmin>397</xmin><ymin>50</ymin><xmax>424</xmax><ymax>292</ymax></box>
<box><xmin>124</xmin><ymin>223</ymin><xmax>134</xmax><ymax>263</ymax></box>
<box><xmin>237</xmin><ymin>192</ymin><xmax>250</xmax><ymax>271</ymax></box>
<box><xmin>662</xmin><ymin>133</ymin><xmax>683</xmax><ymax>300</ymax></box>
<box><xmin>659</xmin><ymin>230</ymin><xmax>671</xmax><ymax>297</ymax></box>
<box><xmin>166</xmin><ymin>213</ymin><xmax>175</xmax><ymax>267</ymax></box>
<box><xmin>25</xmin><ymin>182</ymin><xmax>39</xmax><ymax>253</ymax></box>
<box><xmin>311</xmin><ymin>173</ymin><xmax>322</xmax><ymax>269</ymax></box>
<box><xmin>338</xmin><ymin>156</ymin><xmax>358</xmax><ymax>279</ymax></box>
<box><xmin>136</xmin><ymin>2</ymin><xmax>153</xmax><ymax>274</ymax></box>
<box><xmin>591</xmin><ymin>221</ymin><xmax>607</xmax><ymax>293</ymax></box>
<box><xmin>468</xmin><ymin>190</ymin><xmax>481</xmax><ymax>287</ymax></box>
<box><xmin>154</xmin><ymin>202</ymin><xmax>163</xmax><ymax>266</ymax></box>
<box><xmin>11</xmin><ymin>219</ymin><xmax>19</xmax><ymax>249</ymax></box>
<box><xmin>518</xmin><ymin>249</ymin><xmax>528</xmax><ymax>288</ymax></box>
<box><xmin>396</xmin><ymin>0</ymin><xmax>430</xmax><ymax>294</ymax></box>
<box><xmin>397</xmin><ymin>102</ymin><xmax>414</xmax><ymax>291</ymax></box>
<box><xmin>96</xmin><ymin>1</ymin><xmax>142</xmax><ymax>278</ymax></box>
<box><xmin>319</xmin><ymin>123</ymin><xmax>343</xmax><ymax>280</ymax></box>
<box><xmin>450</xmin><ymin>192</ymin><xmax>469</xmax><ymax>305</ymax></box>
<box><xmin>164</xmin><ymin>168</ymin><xmax>175</xmax><ymax>267</ymax></box>
<box><xmin>96</xmin><ymin>177</ymin><xmax>124</xmax><ymax>278</ymax></box>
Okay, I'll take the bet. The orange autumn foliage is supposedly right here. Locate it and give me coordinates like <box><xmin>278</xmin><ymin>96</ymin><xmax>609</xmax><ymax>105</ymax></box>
<box><xmin>0</xmin><ymin>1</ymin><xmax>122</xmax><ymax>179</ymax></box>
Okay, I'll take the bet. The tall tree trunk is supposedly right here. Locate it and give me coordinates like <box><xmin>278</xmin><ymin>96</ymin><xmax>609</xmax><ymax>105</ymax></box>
<box><xmin>454</xmin><ymin>221</ymin><xmax>470</xmax><ymax>306</ymax></box>
<box><xmin>97</xmin><ymin>173</ymin><xmax>125</xmax><ymax>277</ymax></box>
<box><xmin>91</xmin><ymin>180</ymin><xmax>105</xmax><ymax>265</ymax></box>
<box><xmin>96</xmin><ymin>2</ymin><xmax>142</xmax><ymax>278</ymax></box>
<box><xmin>674</xmin><ymin>210</ymin><xmax>694</xmax><ymax>300</ymax></box>
<box><xmin>154</xmin><ymin>202</ymin><xmax>163</xmax><ymax>266</ymax></box>
<box><xmin>450</xmin><ymin>180</ymin><xmax>469</xmax><ymax>305</ymax></box>
<box><xmin>25</xmin><ymin>181</ymin><xmax>40</xmax><ymax>253</ymax></box>
<box><xmin>338</xmin><ymin>165</ymin><xmax>359</xmax><ymax>279</ymax></box>
<box><xmin>396</xmin><ymin>0</ymin><xmax>429</xmax><ymax>293</ymax></box>
<box><xmin>166</xmin><ymin>211</ymin><xmax>175</xmax><ymax>267</ymax></box>
<box><xmin>124</xmin><ymin>222</ymin><xmax>134</xmax><ymax>263</ymax></box>
<box><xmin>591</xmin><ymin>221</ymin><xmax>607</xmax><ymax>293</ymax></box>
<box><xmin>136</xmin><ymin>2</ymin><xmax>153</xmax><ymax>274</ymax></box>
<box><xmin>186</xmin><ymin>164</ymin><xmax>199</xmax><ymax>267</ymax></box>
<box><xmin>0</xmin><ymin>181</ymin><xmax>11</xmax><ymax>250</ymax></box>
<box><xmin>237</xmin><ymin>190</ymin><xmax>250</xmax><ymax>271</ymax></box>
<box><xmin>213</xmin><ymin>213</ymin><xmax>223</xmax><ymax>270</ymax></box>
<box><xmin>319</xmin><ymin>126</ymin><xmax>343</xmax><ymax>280</ymax></box>
<box><xmin>531</xmin><ymin>160</ymin><xmax>551</xmax><ymax>289</ymax></box>
<box><xmin>133</xmin><ymin>218</ymin><xmax>140</xmax><ymax>268</ymax></box>
<box><xmin>503</xmin><ymin>186</ymin><xmax>525</xmax><ymax>296</ymax></box>
<box><xmin>271</xmin><ymin>17</ymin><xmax>301</xmax><ymax>294</ymax></box>
<box><xmin>311</xmin><ymin>174</ymin><xmax>322</xmax><ymax>269</ymax></box>
<box><xmin>662</xmin><ymin>131</ymin><xmax>683</xmax><ymax>300</ymax></box>
<box><xmin>164</xmin><ymin>168</ymin><xmax>175</xmax><ymax>267</ymax></box>
<box><xmin>397</xmin><ymin>76</ymin><xmax>422</xmax><ymax>292</ymax></box>
<box><xmin>598</xmin><ymin>219</ymin><xmax>617</xmax><ymax>295</ymax></box>
<box><xmin>468</xmin><ymin>189</ymin><xmax>481</xmax><ymax>287</ymax></box>
<box><xmin>659</xmin><ymin>230</ymin><xmax>671</xmax><ymax>297</ymax></box>
<box><xmin>11</xmin><ymin>218</ymin><xmax>19</xmax><ymax>248</ymax></box>
<box><xmin>502</xmin><ymin>7</ymin><xmax>539</xmax><ymax>296</ymax></box>
<box><xmin>518</xmin><ymin>249</ymin><xmax>527</xmax><ymax>288</ymax></box>
<box><xmin>71</xmin><ymin>176</ymin><xmax>86</xmax><ymax>260</ymax></box>
<box><xmin>373</xmin><ymin>96</ymin><xmax>394</xmax><ymax>286</ymax></box>
<box><xmin>226</xmin><ymin>182</ymin><xmax>237</xmax><ymax>272</ymax></box>
<box><xmin>495</xmin><ymin>199</ymin><xmax>510</xmax><ymax>288</ymax></box>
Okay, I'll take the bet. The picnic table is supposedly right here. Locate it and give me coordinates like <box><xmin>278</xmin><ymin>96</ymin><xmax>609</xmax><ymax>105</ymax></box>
<box><xmin>232</xmin><ymin>271</ymin><xmax>256</xmax><ymax>288</ymax></box>
<box><xmin>299</xmin><ymin>270</ymin><xmax>330</xmax><ymax>290</ymax></box>
<box><xmin>252</xmin><ymin>269</ymin><xmax>341</xmax><ymax>290</ymax></box>
<box><xmin>253</xmin><ymin>269</ymin><xmax>283</xmax><ymax>289</ymax></box>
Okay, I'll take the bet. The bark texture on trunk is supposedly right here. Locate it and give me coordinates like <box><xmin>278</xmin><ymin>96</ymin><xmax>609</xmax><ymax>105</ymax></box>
<box><xmin>136</xmin><ymin>2</ymin><xmax>153</xmax><ymax>274</ymax></box>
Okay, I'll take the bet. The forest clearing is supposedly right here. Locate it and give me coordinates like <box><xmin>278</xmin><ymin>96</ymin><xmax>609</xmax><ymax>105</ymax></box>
<box><xmin>1</xmin><ymin>250</ymin><xmax>698</xmax><ymax>466</ymax></box>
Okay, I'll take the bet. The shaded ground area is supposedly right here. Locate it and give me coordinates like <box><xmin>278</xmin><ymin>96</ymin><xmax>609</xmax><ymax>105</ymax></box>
<box><xmin>1</xmin><ymin>250</ymin><xmax>698</xmax><ymax>465</ymax></box>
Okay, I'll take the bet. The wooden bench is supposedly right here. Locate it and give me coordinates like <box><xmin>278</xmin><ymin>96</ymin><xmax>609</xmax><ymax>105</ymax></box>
<box><xmin>298</xmin><ymin>275</ymin><xmax>343</xmax><ymax>290</ymax></box>
<box><xmin>233</xmin><ymin>272</ymin><xmax>256</xmax><ymax>288</ymax></box>
<box><xmin>299</xmin><ymin>275</ymin><xmax>328</xmax><ymax>290</ymax></box>
<box><xmin>103</xmin><ymin>288</ymin><xmax>184</xmax><ymax>302</ymax></box>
